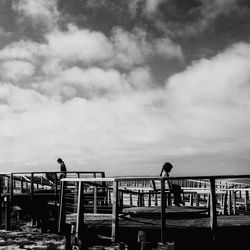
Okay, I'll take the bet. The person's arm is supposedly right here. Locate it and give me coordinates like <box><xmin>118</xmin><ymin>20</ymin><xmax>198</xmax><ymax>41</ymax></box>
<box><xmin>160</xmin><ymin>167</ymin><xmax>163</xmax><ymax>176</ymax></box>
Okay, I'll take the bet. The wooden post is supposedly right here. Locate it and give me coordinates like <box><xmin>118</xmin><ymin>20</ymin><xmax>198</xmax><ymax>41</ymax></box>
<box><xmin>0</xmin><ymin>176</ymin><xmax>2</xmax><ymax>225</ymax></box>
<box><xmin>148</xmin><ymin>191</ymin><xmax>151</xmax><ymax>207</ymax></box>
<box><xmin>223</xmin><ymin>191</ymin><xmax>228</xmax><ymax>215</ymax></box>
<box><xmin>190</xmin><ymin>193</ymin><xmax>194</xmax><ymax>206</ymax></box>
<box><xmin>245</xmin><ymin>190</ymin><xmax>249</xmax><ymax>211</ymax></box>
<box><xmin>207</xmin><ymin>194</ymin><xmax>210</xmax><ymax>210</ymax></box>
<box><xmin>9</xmin><ymin>174</ymin><xmax>13</xmax><ymax>203</ymax></box>
<box><xmin>55</xmin><ymin>172</ymin><xmax>58</xmax><ymax>203</ymax></box>
<box><xmin>137</xmin><ymin>190</ymin><xmax>141</xmax><ymax>207</ymax></box>
<box><xmin>30</xmin><ymin>173</ymin><xmax>35</xmax><ymax>226</ymax></box>
<box><xmin>141</xmin><ymin>190</ymin><xmax>144</xmax><ymax>207</ymax></box>
<box><xmin>196</xmin><ymin>193</ymin><xmax>200</xmax><ymax>207</ymax></box>
<box><xmin>76</xmin><ymin>181</ymin><xmax>84</xmax><ymax>238</ymax></box>
<box><xmin>209</xmin><ymin>178</ymin><xmax>217</xmax><ymax>243</ymax></box>
<box><xmin>58</xmin><ymin>181</ymin><xmax>66</xmax><ymax>234</ymax></box>
<box><xmin>160</xmin><ymin>179</ymin><xmax>166</xmax><ymax>244</ymax></box>
<box><xmin>233</xmin><ymin>191</ymin><xmax>236</xmax><ymax>215</ymax></box>
<box><xmin>5</xmin><ymin>195</ymin><xmax>11</xmax><ymax>230</ymax></box>
<box><xmin>111</xmin><ymin>181</ymin><xmax>119</xmax><ymax>243</ymax></box>
<box><xmin>154</xmin><ymin>191</ymin><xmax>158</xmax><ymax>206</ymax></box>
<box><xmin>93</xmin><ymin>186</ymin><xmax>97</xmax><ymax>213</ymax></box>
<box><xmin>130</xmin><ymin>191</ymin><xmax>133</xmax><ymax>206</ymax></box>
<box><xmin>30</xmin><ymin>173</ymin><xmax>34</xmax><ymax>203</ymax></box>
<box><xmin>54</xmin><ymin>172</ymin><xmax>58</xmax><ymax>225</ymax></box>
<box><xmin>20</xmin><ymin>176</ymin><xmax>24</xmax><ymax>193</ymax></box>
<box><xmin>228</xmin><ymin>190</ymin><xmax>232</xmax><ymax>215</ymax></box>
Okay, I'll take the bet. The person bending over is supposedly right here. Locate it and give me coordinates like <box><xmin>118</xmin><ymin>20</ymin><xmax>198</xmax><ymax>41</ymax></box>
<box><xmin>160</xmin><ymin>162</ymin><xmax>184</xmax><ymax>206</ymax></box>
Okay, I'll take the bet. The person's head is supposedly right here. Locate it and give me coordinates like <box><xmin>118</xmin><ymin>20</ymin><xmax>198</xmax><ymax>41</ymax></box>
<box><xmin>57</xmin><ymin>158</ymin><xmax>63</xmax><ymax>164</ymax></box>
<box><xmin>162</xmin><ymin>162</ymin><xmax>173</xmax><ymax>173</ymax></box>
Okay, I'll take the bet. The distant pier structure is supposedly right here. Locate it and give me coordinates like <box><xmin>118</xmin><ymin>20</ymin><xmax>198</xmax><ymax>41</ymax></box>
<box><xmin>1</xmin><ymin>172</ymin><xmax>250</xmax><ymax>249</ymax></box>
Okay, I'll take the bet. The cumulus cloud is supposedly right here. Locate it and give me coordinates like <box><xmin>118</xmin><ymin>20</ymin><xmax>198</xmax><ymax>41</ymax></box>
<box><xmin>1</xmin><ymin>41</ymin><xmax>250</xmax><ymax>174</ymax></box>
<box><xmin>127</xmin><ymin>67</ymin><xmax>155</xmax><ymax>89</ymax></box>
<box><xmin>165</xmin><ymin>42</ymin><xmax>250</xmax><ymax>154</ymax></box>
<box><xmin>39</xmin><ymin>67</ymin><xmax>127</xmax><ymax>98</ymax></box>
<box><xmin>0</xmin><ymin>60</ymin><xmax>35</xmax><ymax>81</ymax></box>
<box><xmin>44</xmin><ymin>26</ymin><xmax>184</xmax><ymax>68</ymax></box>
<box><xmin>12</xmin><ymin>0</ymin><xmax>59</xmax><ymax>30</ymax></box>
<box><xmin>45</xmin><ymin>25</ymin><xmax>114</xmax><ymax>64</ymax></box>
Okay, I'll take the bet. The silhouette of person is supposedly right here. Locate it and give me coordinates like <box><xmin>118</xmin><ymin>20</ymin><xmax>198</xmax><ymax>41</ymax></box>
<box><xmin>57</xmin><ymin>158</ymin><xmax>67</xmax><ymax>179</ymax></box>
<box><xmin>160</xmin><ymin>162</ymin><xmax>183</xmax><ymax>206</ymax></box>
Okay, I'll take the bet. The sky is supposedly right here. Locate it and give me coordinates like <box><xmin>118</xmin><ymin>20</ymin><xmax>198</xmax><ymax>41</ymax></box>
<box><xmin>0</xmin><ymin>0</ymin><xmax>250</xmax><ymax>176</ymax></box>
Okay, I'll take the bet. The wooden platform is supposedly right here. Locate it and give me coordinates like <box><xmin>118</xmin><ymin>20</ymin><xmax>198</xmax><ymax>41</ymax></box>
<box><xmin>66</xmin><ymin>212</ymin><xmax>250</xmax><ymax>230</ymax></box>
<box><xmin>122</xmin><ymin>206</ymin><xmax>208</xmax><ymax>218</ymax></box>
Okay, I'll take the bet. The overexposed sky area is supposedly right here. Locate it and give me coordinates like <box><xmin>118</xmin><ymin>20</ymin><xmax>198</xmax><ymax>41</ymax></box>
<box><xmin>0</xmin><ymin>0</ymin><xmax>250</xmax><ymax>176</ymax></box>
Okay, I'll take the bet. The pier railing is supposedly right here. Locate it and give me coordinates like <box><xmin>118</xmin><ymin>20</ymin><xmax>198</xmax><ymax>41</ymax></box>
<box><xmin>58</xmin><ymin>174</ymin><xmax>250</xmax><ymax>248</ymax></box>
<box><xmin>0</xmin><ymin>171</ymin><xmax>105</xmax><ymax>230</ymax></box>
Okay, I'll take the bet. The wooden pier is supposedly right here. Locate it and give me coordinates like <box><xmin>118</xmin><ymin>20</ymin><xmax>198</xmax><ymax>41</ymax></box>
<box><xmin>58</xmin><ymin>175</ymin><xmax>250</xmax><ymax>250</ymax></box>
<box><xmin>1</xmin><ymin>172</ymin><xmax>250</xmax><ymax>249</ymax></box>
<box><xmin>0</xmin><ymin>171</ymin><xmax>105</xmax><ymax>231</ymax></box>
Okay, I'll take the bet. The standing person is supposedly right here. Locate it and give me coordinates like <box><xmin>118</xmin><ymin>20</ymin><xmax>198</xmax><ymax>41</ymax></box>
<box><xmin>160</xmin><ymin>162</ymin><xmax>184</xmax><ymax>206</ymax></box>
<box><xmin>57</xmin><ymin>158</ymin><xmax>67</xmax><ymax>179</ymax></box>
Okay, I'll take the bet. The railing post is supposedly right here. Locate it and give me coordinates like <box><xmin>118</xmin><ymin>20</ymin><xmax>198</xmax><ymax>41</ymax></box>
<box><xmin>245</xmin><ymin>190</ymin><xmax>249</xmax><ymax>211</ymax></box>
<box><xmin>223</xmin><ymin>191</ymin><xmax>228</xmax><ymax>215</ymax></box>
<box><xmin>148</xmin><ymin>191</ymin><xmax>151</xmax><ymax>207</ymax></box>
<box><xmin>111</xmin><ymin>180</ymin><xmax>119</xmax><ymax>243</ymax></box>
<box><xmin>233</xmin><ymin>191</ymin><xmax>236</xmax><ymax>215</ymax></box>
<box><xmin>228</xmin><ymin>190</ymin><xmax>232</xmax><ymax>215</ymax></box>
<box><xmin>58</xmin><ymin>181</ymin><xmax>66</xmax><ymax>234</ymax></box>
<box><xmin>76</xmin><ymin>181</ymin><xmax>85</xmax><ymax>248</ymax></box>
<box><xmin>55</xmin><ymin>172</ymin><xmax>58</xmax><ymax>203</ymax></box>
<box><xmin>93</xmin><ymin>186</ymin><xmax>97</xmax><ymax>213</ymax></box>
<box><xmin>209</xmin><ymin>178</ymin><xmax>217</xmax><ymax>243</ymax></box>
<box><xmin>30</xmin><ymin>173</ymin><xmax>35</xmax><ymax>226</ymax></box>
<box><xmin>160</xmin><ymin>178</ymin><xmax>166</xmax><ymax>244</ymax></box>
<box><xmin>20</xmin><ymin>176</ymin><xmax>24</xmax><ymax>193</ymax></box>
<box><xmin>0</xmin><ymin>176</ymin><xmax>2</xmax><ymax>225</ymax></box>
<box><xmin>30</xmin><ymin>173</ymin><xmax>34</xmax><ymax>203</ymax></box>
<box><xmin>195</xmin><ymin>193</ymin><xmax>200</xmax><ymax>207</ymax></box>
<box><xmin>130</xmin><ymin>191</ymin><xmax>133</xmax><ymax>206</ymax></box>
<box><xmin>9</xmin><ymin>173</ymin><xmax>13</xmax><ymax>203</ymax></box>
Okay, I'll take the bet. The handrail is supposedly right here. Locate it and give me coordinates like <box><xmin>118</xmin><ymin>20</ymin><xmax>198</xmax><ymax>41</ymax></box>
<box><xmin>3</xmin><ymin>171</ymin><xmax>105</xmax><ymax>175</ymax></box>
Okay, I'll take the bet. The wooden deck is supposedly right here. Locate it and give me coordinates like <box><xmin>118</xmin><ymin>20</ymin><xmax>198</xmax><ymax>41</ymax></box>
<box><xmin>66</xmin><ymin>212</ymin><xmax>250</xmax><ymax>230</ymax></box>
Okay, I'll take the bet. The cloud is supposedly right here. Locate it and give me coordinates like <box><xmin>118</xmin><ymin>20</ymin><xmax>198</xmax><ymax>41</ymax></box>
<box><xmin>154</xmin><ymin>37</ymin><xmax>184</xmax><ymax>61</ymax></box>
<box><xmin>45</xmin><ymin>25</ymin><xmax>114</xmax><ymax>64</ymax></box>
<box><xmin>165</xmin><ymin>42</ymin><xmax>250</xmax><ymax>153</ymax></box>
<box><xmin>1</xmin><ymin>42</ymin><xmax>250</xmax><ymax>174</ymax></box>
<box><xmin>143</xmin><ymin>0</ymin><xmax>163</xmax><ymax>16</ymax></box>
<box><xmin>12</xmin><ymin>0</ymin><xmax>59</xmax><ymax>30</ymax></box>
<box><xmin>39</xmin><ymin>67</ymin><xmax>127</xmax><ymax>98</ymax></box>
<box><xmin>0</xmin><ymin>60</ymin><xmax>35</xmax><ymax>81</ymax></box>
<box><xmin>127</xmin><ymin>67</ymin><xmax>155</xmax><ymax>89</ymax></box>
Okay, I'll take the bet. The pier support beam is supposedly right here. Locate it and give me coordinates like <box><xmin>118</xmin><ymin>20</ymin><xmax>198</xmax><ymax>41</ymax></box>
<box><xmin>160</xmin><ymin>179</ymin><xmax>166</xmax><ymax>244</ymax></box>
<box><xmin>209</xmin><ymin>178</ymin><xmax>217</xmax><ymax>244</ymax></box>
<box><xmin>111</xmin><ymin>181</ymin><xmax>119</xmax><ymax>243</ymax></box>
